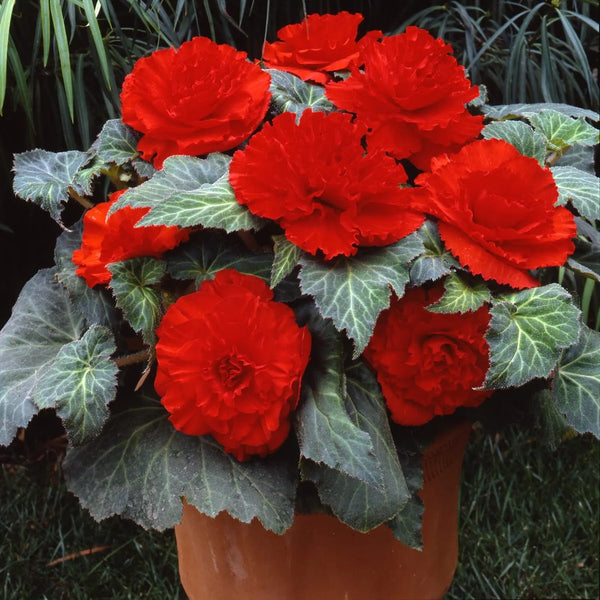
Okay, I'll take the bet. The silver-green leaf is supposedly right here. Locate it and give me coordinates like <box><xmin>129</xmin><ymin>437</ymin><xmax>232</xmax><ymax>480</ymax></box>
<box><xmin>0</xmin><ymin>269</ymin><xmax>86</xmax><ymax>445</ymax></box>
<box><xmin>551</xmin><ymin>166</ymin><xmax>600</xmax><ymax>222</ymax></box>
<box><xmin>267</xmin><ymin>69</ymin><xmax>334</xmax><ymax>116</ymax></box>
<box><xmin>483</xmin><ymin>103</ymin><xmax>599</xmax><ymax>121</ymax></box>
<box><xmin>482</xmin><ymin>120</ymin><xmax>546</xmax><ymax>165</ymax></box>
<box><xmin>112</xmin><ymin>154</ymin><xmax>262</xmax><ymax>232</ymax></box>
<box><xmin>271</xmin><ymin>235</ymin><xmax>300</xmax><ymax>288</ymax></box>
<box><xmin>34</xmin><ymin>325</ymin><xmax>117</xmax><ymax>446</ymax></box>
<box><xmin>427</xmin><ymin>273</ymin><xmax>491</xmax><ymax>314</ymax></box>
<box><xmin>553</xmin><ymin>325</ymin><xmax>600</xmax><ymax>437</ymax></box>
<box><xmin>299</xmin><ymin>234</ymin><xmax>424</xmax><ymax>357</ymax></box>
<box><xmin>63</xmin><ymin>397</ymin><xmax>297</xmax><ymax>533</ymax></box>
<box><xmin>13</xmin><ymin>149</ymin><xmax>91</xmax><ymax>223</ymax></box>
<box><xmin>485</xmin><ymin>284</ymin><xmax>581</xmax><ymax>388</ymax></box>
<box><xmin>528</xmin><ymin>110</ymin><xmax>599</xmax><ymax>150</ymax></box>
<box><xmin>301</xmin><ymin>363</ymin><xmax>409</xmax><ymax>532</ymax></box>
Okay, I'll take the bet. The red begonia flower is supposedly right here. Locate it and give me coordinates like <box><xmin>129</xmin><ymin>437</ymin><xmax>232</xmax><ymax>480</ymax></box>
<box><xmin>261</xmin><ymin>12</ymin><xmax>381</xmax><ymax>84</ymax></box>
<box><xmin>154</xmin><ymin>269</ymin><xmax>312</xmax><ymax>461</ymax></box>
<box><xmin>121</xmin><ymin>36</ymin><xmax>271</xmax><ymax>168</ymax></box>
<box><xmin>325</xmin><ymin>26</ymin><xmax>484</xmax><ymax>170</ymax></box>
<box><xmin>72</xmin><ymin>190</ymin><xmax>190</xmax><ymax>288</ymax></box>
<box><xmin>405</xmin><ymin>139</ymin><xmax>577</xmax><ymax>288</ymax></box>
<box><xmin>229</xmin><ymin>110</ymin><xmax>424</xmax><ymax>259</ymax></box>
<box><xmin>364</xmin><ymin>286</ymin><xmax>492</xmax><ymax>426</ymax></box>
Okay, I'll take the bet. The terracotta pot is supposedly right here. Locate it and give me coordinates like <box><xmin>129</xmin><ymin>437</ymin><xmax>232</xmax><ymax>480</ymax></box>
<box><xmin>175</xmin><ymin>420</ymin><xmax>472</xmax><ymax>600</ymax></box>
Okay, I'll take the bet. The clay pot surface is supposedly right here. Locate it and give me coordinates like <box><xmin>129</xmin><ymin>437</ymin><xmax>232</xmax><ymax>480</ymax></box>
<box><xmin>175</xmin><ymin>420</ymin><xmax>472</xmax><ymax>600</ymax></box>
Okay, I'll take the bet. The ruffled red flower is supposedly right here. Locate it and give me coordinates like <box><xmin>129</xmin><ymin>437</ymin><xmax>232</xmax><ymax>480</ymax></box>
<box><xmin>405</xmin><ymin>139</ymin><xmax>577</xmax><ymax>288</ymax></box>
<box><xmin>325</xmin><ymin>27</ymin><xmax>484</xmax><ymax>170</ymax></box>
<box><xmin>261</xmin><ymin>12</ymin><xmax>381</xmax><ymax>84</ymax></box>
<box><xmin>364</xmin><ymin>286</ymin><xmax>492</xmax><ymax>426</ymax></box>
<box><xmin>154</xmin><ymin>269</ymin><xmax>311</xmax><ymax>461</ymax></box>
<box><xmin>121</xmin><ymin>36</ymin><xmax>271</xmax><ymax>168</ymax></box>
<box><xmin>229</xmin><ymin>110</ymin><xmax>424</xmax><ymax>259</ymax></box>
<box><xmin>72</xmin><ymin>190</ymin><xmax>190</xmax><ymax>288</ymax></box>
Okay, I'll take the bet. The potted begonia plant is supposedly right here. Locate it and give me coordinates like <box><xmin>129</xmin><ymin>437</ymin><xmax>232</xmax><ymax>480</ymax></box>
<box><xmin>1</xmin><ymin>11</ymin><xmax>598</xmax><ymax>600</ymax></box>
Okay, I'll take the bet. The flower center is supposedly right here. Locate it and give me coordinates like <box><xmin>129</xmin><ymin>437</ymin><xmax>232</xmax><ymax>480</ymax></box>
<box><xmin>216</xmin><ymin>354</ymin><xmax>251</xmax><ymax>391</ymax></box>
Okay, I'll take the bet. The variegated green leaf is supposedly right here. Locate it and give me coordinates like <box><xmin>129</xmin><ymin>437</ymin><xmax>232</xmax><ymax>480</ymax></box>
<box><xmin>551</xmin><ymin>166</ymin><xmax>600</xmax><ymax>221</ymax></box>
<box><xmin>13</xmin><ymin>149</ymin><xmax>90</xmax><ymax>222</ymax></box>
<box><xmin>166</xmin><ymin>230</ymin><xmax>272</xmax><ymax>288</ymax></box>
<box><xmin>427</xmin><ymin>273</ymin><xmax>491</xmax><ymax>314</ymax></box>
<box><xmin>483</xmin><ymin>103</ymin><xmax>598</xmax><ymax>121</ymax></box>
<box><xmin>528</xmin><ymin>110</ymin><xmax>599</xmax><ymax>151</ymax></box>
<box><xmin>301</xmin><ymin>363</ymin><xmax>409</xmax><ymax>532</ymax></box>
<box><xmin>409</xmin><ymin>221</ymin><xmax>461</xmax><ymax>286</ymax></box>
<box><xmin>0</xmin><ymin>269</ymin><xmax>86</xmax><ymax>445</ymax></box>
<box><xmin>271</xmin><ymin>235</ymin><xmax>300</xmax><ymax>288</ymax></box>
<box><xmin>108</xmin><ymin>257</ymin><xmax>166</xmax><ymax>342</ymax></box>
<box><xmin>482</xmin><ymin>120</ymin><xmax>546</xmax><ymax>165</ymax></box>
<box><xmin>293</xmin><ymin>305</ymin><xmax>381</xmax><ymax>489</ymax></box>
<box><xmin>64</xmin><ymin>396</ymin><xmax>297</xmax><ymax>533</ymax></box>
<box><xmin>112</xmin><ymin>154</ymin><xmax>262</xmax><ymax>232</ymax></box>
<box><xmin>268</xmin><ymin>69</ymin><xmax>334</xmax><ymax>116</ymax></box>
<box><xmin>299</xmin><ymin>235</ymin><xmax>424</xmax><ymax>357</ymax></box>
<box><xmin>553</xmin><ymin>325</ymin><xmax>600</xmax><ymax>437</ymax></box>
<box><xmin>485</xmin><ymin>284</ymin><xmax>581</xmax><ymax>388</ymax></box>
<box><xmin>34</xmin><ymin>325</ymin><xmax>117</xmax><ymax>446</ymax></box>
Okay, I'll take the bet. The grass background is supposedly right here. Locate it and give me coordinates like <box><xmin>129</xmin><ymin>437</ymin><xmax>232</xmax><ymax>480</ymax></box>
<box><xmin>1</xmin><ymin>421</ymin><xmax>598</xmax><ymax>599</ymax></box>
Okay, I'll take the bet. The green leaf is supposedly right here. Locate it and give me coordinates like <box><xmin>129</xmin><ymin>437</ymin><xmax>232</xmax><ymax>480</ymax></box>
<box><xmin>63</xmin><ymin>396</ymin><xmax>297</xmax><ymax>533</ymax></box>
<box><xmin>385</xmin><ymin>432</ymin><xmax>425</xmax><ymax>549</ymax></box>
<box><xmin>482</xmin><ymin>120</ymin><xmax>546</xmax><ymax>165</ymax></box>
<box><xmin>13</xmin><ymin>149</ymin><xmax>91</xmax><ymax>223</ymax></box>
<box><xmin>554</xmin><ymin>145</ymin><xmax>595</xmax><ymax>174</ymax></box>
<box><xmin>551</xmin><ymin>166</ymin><xmax>600</xmax><ymax>222</ymax></box>
<box><xmin>528</xmin><ymin>110</ymin><xmax>599</xmax><ymax>151</ymax></box>
<box><xmin>112</xmin><ymin>154</ymin><xmax>262</xmax><ymax>232</ymax></box>
<box><xmin>293</xmin><ymin>305</ymin><xmax>381</xmax><ymax>489</ymax></box>
<box><xmin>427</xmin><ymin>273</ymin><xmax>491</xmax><ymax>314</ymax></box>
<box><xmin>108</xmin><ymin>258</ymin><xmax>166</xmax><ymax>342</ymax></box>
<box><xmin>271</xmin><ymin>235</ymin><xmax>300</xmax><ymax>288</ymax></box>
<box><xmin>299</xmin><ymin>234</ymin><xmax>423</xmax><ymax>357</ymax></box>
<box><xmin>0</xmin><ymin>269</ymin><xmax>86</xmax><ymax>446</ymax></box>
<box><xmin>483</xmin><ymin>103</ymin><xmax>599</xmax><ymax>121</ymax></box>
<box><xmin>81</xmin><ymin>0</ymin><xmax>111</xmax><ymax>90</ymax></box>
<box><xmin>34</xmin><ymin>326</ymin><xmax>117</xmax><ymax>446</ymax></box>
<box><xmin>301</xmin><ymin>363</ymin><xmax>409</xmax><ymax>532</ymax></box>
<box><xmin>54</xmin><ymin>224</ymin><xmax>118</xmax><ymax>329</ymax></box>
<box><xmin>95</xmin><ymin>119</ymin><xmax>155</xmax><ymax>178</ymax></box>
<box><xmin>267</xmin><ymin>69</ymin><xmax>334</xmax><ymax>116</ymax></box>
<box><xmin>166</xmin><ymin>230</ymin><xmax>272</xmax><ymax>288</ymax></box>
<box><xmin>409</xmin><ymin>221</ymin><xmax>461</xmax><ymax>286</ymax></box>
<box><xmin>553</xmin><ymin>325</ymin><xmax>600</xmax><ymax>437</ymax></box>
<box><xmin>485</xmin><ymin>284</ymin><xmax>581</xmax><ymax>388</ymax></box>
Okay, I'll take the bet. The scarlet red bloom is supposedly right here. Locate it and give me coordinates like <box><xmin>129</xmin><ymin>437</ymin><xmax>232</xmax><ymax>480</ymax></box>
<box><xmin>261</xmin><ymin>12</ymin><xmax>381</xmax><ymax>84</ymax></box>
<box><xmin>229</xmin><ymin>110</ymin><xmax>424</xmax><ymax>259</ymax></box>
<box><xmin>72</xmin><ymin>190</ymin><xmax>190</xmax><ymax>288</ymax></box>
<box><xmin>154</xmin><ymin>269</ymin><xmax>312</xmax><ymax>461</ymax></box>
<box><xmin>121</xmin><ymin>36</ymin><xmax>271</xmax><ymax>168</ymax></box>
<box><xmin>365</xmin><ymin>286</ymin><xmax>492</xmax><ymax>426</ymax></box>
<box><xmin>406</xmin><ymin>139</ymin><xmax>577</xmax><ymax>288</ymax></box>
<box><xmin>325</xmin><ymin>27</ymin><xmax>483</xmax><ymax>169</ymax></box>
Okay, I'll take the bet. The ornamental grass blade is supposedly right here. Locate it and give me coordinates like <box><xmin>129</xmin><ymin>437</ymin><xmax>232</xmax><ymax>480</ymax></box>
<box><xmin>0</xmin><ymin>0</ymin><xmax>16</xmax><ymax>115</ymax></box>
<box><xmin>551</xmin><ymin>166</ymin><xmax>600</xmax><ymax>222</ymax></box>
<box><xmin>298</xmin><ymin>234</ymin><xmax>424</xmax><ymax>357</ymax></box>
<box><xmin>111</xmin><ymin>154</ymin><xmax>263</xmax><ymax>232</ymax></box>
<box><xmin>301</xmin><ymin>363</ymin><xmax>409</xmax><ymax>532</ymax></box>
<box><xmin>293</xmin><ymin>304</ymin><xmax>381</xmax><ymax>489</ymax></box>
<box><xmin>485</xmin><ymin>284</ymin><xmax>581</xmax><ymax>389</ymax></box>
<box><xmin>0</xmin><ymin>269</ymin><xmax>86</xmax><ymax>445</ymax></box>
<box><xmin>33</xmin><ymin>325</ymin><xmax>117</xmax><ymax>446</ymax></box>
<box><xmin>553</xmin><ymin>325</ymin><xmax>600</xmax><ymax>437</ymax></box>
<box><xmin>50</xmin><ymin>0</ymin><xmax>74</xmax><ymax>121</ymax></box>
<box><xmin>64</xmin><ymin>396</ymin><xmax>297</xmax><ymax>533</ymax></box>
